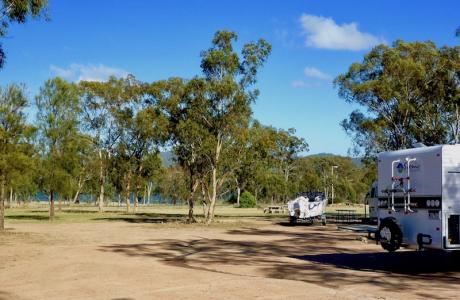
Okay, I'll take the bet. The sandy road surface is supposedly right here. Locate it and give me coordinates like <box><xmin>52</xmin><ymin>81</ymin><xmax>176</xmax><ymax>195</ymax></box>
<box><xmin>1</xmin><ymin>220</ymin><xmax>460</xmax><ymax>300</ymax></box>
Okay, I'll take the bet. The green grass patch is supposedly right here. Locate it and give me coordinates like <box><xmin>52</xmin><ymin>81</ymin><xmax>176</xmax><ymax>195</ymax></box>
<box><xmin>3</xmin><ymin>203</ymin><xmax>366</xmax><ymax>225</ymax></box>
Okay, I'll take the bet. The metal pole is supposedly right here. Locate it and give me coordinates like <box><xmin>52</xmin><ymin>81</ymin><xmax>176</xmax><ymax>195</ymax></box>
<box><xmin>331</xmin><ymin>166</ymin><xmax>338</xmax><ymax>205</ymax></box>
<box><xmin>331</xmin><ymin>166</ymin><xmax>334</xmax><ymax>205</ymax></box>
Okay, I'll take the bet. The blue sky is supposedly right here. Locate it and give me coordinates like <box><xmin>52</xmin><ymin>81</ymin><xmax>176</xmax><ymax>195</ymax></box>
<box><xmin>0</xmin><ymin>0</ymin><xmax>459</xmax><ymax>155</ymax></box>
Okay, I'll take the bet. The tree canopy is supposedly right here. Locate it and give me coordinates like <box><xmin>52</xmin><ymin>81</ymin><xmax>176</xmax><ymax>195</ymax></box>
<box><xmin>335</xmin><ymin>40</ymin><xmax>460</xmax><ymax>157</ymax></box>
<box><xmin>0</xmin><ymin>0</ymin><xmax>48</xmax><ymax>68</ymax></box>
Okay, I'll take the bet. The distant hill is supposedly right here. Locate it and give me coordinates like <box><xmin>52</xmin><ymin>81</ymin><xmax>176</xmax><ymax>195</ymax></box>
<box><xmin>160</xmin><ymin>151</ymin><xmax>363</xmax><ymax>168</ymax></box>
<box><xmin>305</xmin><ymin>152</ymin><xmax>336</xmax><ymax>158</ymax></box>
<box><xmin>304</xmin><ymin>153</ymin><xmax>363</xmax><ymax>166</ymax></box>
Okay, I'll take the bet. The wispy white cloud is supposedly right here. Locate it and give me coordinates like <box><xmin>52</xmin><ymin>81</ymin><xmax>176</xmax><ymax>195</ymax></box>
<box><xmin>299</xmin><ymin>14</ymin><xmax>385</xmax><ymax>51</ymax></box>
<box><xmin>292</xmin><ymin>66</ymin><xmax>332</xmax><ymax>89</ymax></box>
<box><xmin>304</xmin><ymin>67</ymin><xmax>331</xmax><ymax>81</ymax></box>
<box><xmin>291</xmin><ymin>80</ymin><xmax>322</xmax><ymax>89</ymax></box>
<box><xmin>50</xmin><ymin>63</ymin><xmax>129</xmax><ymax>82</ymax></box>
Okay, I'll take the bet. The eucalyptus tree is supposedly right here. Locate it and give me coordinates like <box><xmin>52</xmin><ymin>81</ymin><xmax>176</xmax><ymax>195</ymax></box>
<box><xmin>138</xmin><ymin>152</ymin><xmax>163</xmax><ymax>205</ymax></box>
<box><xmin>273</xmin><ymin>127</ymin><xmax>308</xmax><ymax>200</ymax></box>
<box><xmin>335</xmin><ymin>41</ymin><xmax>460</xmax><ymax>157</ymax></box>
<box><xmin>109</xmin><ymin>78</ymin><xmax>167</xmax><ymax>212</ymax></box>
<box><xmin>149</xmin><ymin>77</ymin><xmax>206</xmax><ymax>221</ymax></box>
<box><xmin>154</xmin><ymin>30</ymin><xmax>271</xmax><ymax>224</ymax></box>
<box><xmin>0</xmin><ymin>84</ymin><xmax>35</xmax><ymax>230</ymax></box>
<box><xmin>0</xmin><ymin>0</ymin><xmax>48</xmax><ymax>68</ymax></box>
<box><xmin>230</xmin><ymin>121</ymin><xmax>276</xmax><ymax>204</ymax></box>
<box><xmin>70</xmin><ymin>133</ymin><xmax>96</xmax><ymax>204</ymax></box>
<box><xmin>192</xmin><ymin>31</ymin><xmax>271</xmax><ymax>223</ymax></box>
<box><xmin>80</xmin><ymin>75</ymin><xmax>141</xmax><ymax>212</ymax></box>
<box><xmin>35</xmin><ymin>77</ymin><xmax>81</xmax><ymax>219</ymax></box>
<box><xmin>158</xmin><ymin>166</ymin><xmax>188</xmax><ymax>205</ymax></box>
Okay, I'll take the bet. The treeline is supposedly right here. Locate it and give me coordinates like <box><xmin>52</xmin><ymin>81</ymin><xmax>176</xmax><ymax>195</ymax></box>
<box><xmin>0</xmin><ymin>31</ymin><xmax>374</xmax><ymax>227</ymax></box>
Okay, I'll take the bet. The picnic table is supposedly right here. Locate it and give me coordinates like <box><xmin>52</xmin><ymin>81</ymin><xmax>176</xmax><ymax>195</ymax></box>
<box><xmin>264</xmin><ymin>206</ymin><xmax>287</xmax><ymax>214</ymax></box>
<box><xmin>335</xmin><ymin>209</ymin><xmax>357</xmax><ymax>223</ymax></box>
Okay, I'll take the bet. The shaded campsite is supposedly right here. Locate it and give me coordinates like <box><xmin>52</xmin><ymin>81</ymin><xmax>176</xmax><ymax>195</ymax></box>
<box><xmin>1</xmin><ymin>213</ymin><xmax>460</xmax><ymax>300</ymax></box>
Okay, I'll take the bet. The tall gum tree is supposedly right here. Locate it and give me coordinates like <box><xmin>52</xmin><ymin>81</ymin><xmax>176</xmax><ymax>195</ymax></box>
<box><xmin>157</xmin><ymin>31</ymin><xmax>271</xmax><ymax>223</ymax></box>
<box><xmin>35</xmin><ymin>77</ymin><xmax>81</xmax><ymax>220</ymax></box>
<box><xmin>335</xmin><ymin>41</ymin><xmax>460</xmax><ymax>157</ymax></box>
<box><xmin>80</xmin><ymin>76</ymin><xmax>139</xmax><ymax>212</ymax></box>
<box><xmin>0</xmin><ymin>84</ymin><xmax>34</xmax><ymax>230</ymax></box>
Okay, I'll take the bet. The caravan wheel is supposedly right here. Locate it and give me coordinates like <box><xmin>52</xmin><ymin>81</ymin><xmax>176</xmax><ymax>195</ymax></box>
<box><xmin>378</xmin><ymin>218</ymin><xmax>403</xmax><ymax>252</ymax></box>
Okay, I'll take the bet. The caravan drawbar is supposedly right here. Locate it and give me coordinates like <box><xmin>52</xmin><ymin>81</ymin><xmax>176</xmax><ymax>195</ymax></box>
<box><xmin>376</xmin><ymin>145</ymin><xmax>460</xmax><ymax>252</ymax></box>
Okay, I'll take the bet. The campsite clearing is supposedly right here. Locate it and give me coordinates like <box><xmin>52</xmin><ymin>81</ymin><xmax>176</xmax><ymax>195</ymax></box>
<box><xmin>1</xmin><ymin>207</ymin><xmax>459</xmax><ymax>299</ymax></box>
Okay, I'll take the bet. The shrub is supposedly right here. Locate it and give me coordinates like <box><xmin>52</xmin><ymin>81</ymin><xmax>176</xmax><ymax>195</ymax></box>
<box><xmin>239</xmin><ymin>191</ymin><xmax>256</xmax><ymax>208</ymax></box>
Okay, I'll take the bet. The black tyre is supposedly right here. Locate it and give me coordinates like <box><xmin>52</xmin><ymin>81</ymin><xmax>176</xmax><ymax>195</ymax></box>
<box><xmin>289</xmin><ymin>216</ymin><xmax>297</xmax><ymax>226</ymax></box>
<box><xmin>378</xmin><ymin>218</ymin><xmax>403</xmax><ymax>252</ymax></box>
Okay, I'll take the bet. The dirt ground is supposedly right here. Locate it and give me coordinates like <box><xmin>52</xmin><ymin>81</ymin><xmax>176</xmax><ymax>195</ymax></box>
<box><xmin>1</xmin><ymin>219</ymin><xmax>460</xmax><ymax>300</ymax></box>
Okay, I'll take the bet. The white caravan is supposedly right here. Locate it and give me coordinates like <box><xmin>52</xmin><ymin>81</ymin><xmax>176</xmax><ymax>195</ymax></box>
<box><xmin>288</xmin><ymin>192</ymin><xmax>327</xmax><ymax>225</ymax></box>
<box><xmin>365</xmin><ymin>181</ymin><xmax>379</xmax><ymax>223</ymax></box>
<box><xmin>376</xmin><ymin>145</ymin><xmax>460</xmax><ymax>252</ymax></box>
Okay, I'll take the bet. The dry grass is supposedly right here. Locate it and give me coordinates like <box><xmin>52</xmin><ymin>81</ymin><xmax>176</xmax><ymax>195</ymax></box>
<box><xmin>3</xmin><ymin>202</ymin><xmax>366</xmax><ymax>227</ymax></box>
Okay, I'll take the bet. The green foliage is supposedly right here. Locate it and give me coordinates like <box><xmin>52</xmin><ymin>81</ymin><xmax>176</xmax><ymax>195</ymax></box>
<box><xmin>35</xmin><ymin>77</ymin><xmax>82</xmax><ymax>217</ymax></box>
<box><xmin>80</xmin><ymin>75</ymin><xmax>166</xmax><ymax>211</ymax></box>
<box><xmin>154</xmin><ymin>30</ymin><xmax>272</xmax><ymax>222</ymax></box>
<box><xmin>0</xmin><ymin>0</ymin><xmax>48</xmax><ymax>68</ymax></box>
<box><xmin>0</xmin><ymin>30</ymin><xmax>391</xmax><ymax>225</ymax></box>
<box><xmin>239</xmin><ymin>191</ymin><xmax>256</xmax><ymax>208</ymax></box>
<box><xmin>0</xmin><ymin>83</ymin><xmax>36</xmax><ymax>229</ymax></box>
<box><xmin>335</xmin><ymin>41</ymin><xmax>460</xmax><ymax>157</ymax></box>
<box><xmin>0</xmin><ymin>84</ymin><xmax>36</xmax><ymax>190</ymax></box>
<box><xmin>158</xmin><ymin>166</ymin><xmax>188</xmax><ymax>205</ymax></box>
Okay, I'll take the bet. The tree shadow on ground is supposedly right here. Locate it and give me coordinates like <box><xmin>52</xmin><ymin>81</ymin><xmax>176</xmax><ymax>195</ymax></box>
<box><xmin>292</xmin><ymin>251</ymin><xmax>460</xmax><ymax>274</ymax></box>
<box><xmin>0</xmin><ymin>291</ymin><xmax>14</xmax><ymax>300</ymax></box>
<box><xmin>93</xmin><ymin>213</ymin><xmax>186</xmax><ymax>224</ymax></box>
<box><xmin>99</xmin><ymin>226</ymin><xmax>460</xmax><ymax>299</ymax></box>
<box><xmin>5</xmin><ymin>215</ymin><xmax>49</xmax><ymax>221</ymax></box>
<box><xmin>60</xmin><ymin>210</ymin><xmax>100</xmax><ymax>214</ymax></box>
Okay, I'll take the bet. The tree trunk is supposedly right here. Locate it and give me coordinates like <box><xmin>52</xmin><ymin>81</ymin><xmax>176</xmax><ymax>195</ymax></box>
<box><xmin>7</xmin><ymin>187</ymin><xmax>12</xmax><ymax>208</ymax></box>
<box><xmin>206</xmin><ymin>167</ymin><xmax>218</xmax><ymax>224</ymax></box>
<box><xmin>125</xmin><ymin>172</ymin><xmax>131</xmax><ymax>213</ymax></box>
<box><xmin>187</xmin><ymin>180</ymin><xmax>199</xmax><ymax>223</ymax></box>
<box><xmin>134</xmin><ymin>191</ymin><xmax>138</xmax><ymax>213</ymax></box>
<box><xmin>0</xmin><ymin>178</ymin><xmax>5</xmax><ymax>231</ymax></box>
<box><xmin>205</xmin><ymin>139</ymin><xmax>222</xmax><ymax>224</ymax></box>
<box><xmin>236</xmin><ymin>186</ymin><xmax>241</xmax><ymax>206</ymax></box>
<box><xmin>49</xmin><ymin>191</ymin><xmax>55</xmax><ymax>220</ymax></box>
<box><xmin>147</xmin><ymin>182</ymin><xmax>152</xmax><ymax>205</ymax></box>
<box><xmin>98</xmin><ymin>149</ymin><xmax>105</xmax><ymax>212</ymax></box>
<box><xmin>58</xmin><ymin>195</ymin><xmax>62</xmax><ymax>212</ymax></box>
<box><xmin>73</xmin><ymin>177</ymin><xmax>84</xmax><ymax>204</ymax></box>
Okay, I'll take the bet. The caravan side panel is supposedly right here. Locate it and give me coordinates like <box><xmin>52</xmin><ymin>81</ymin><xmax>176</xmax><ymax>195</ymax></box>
<box><xmin>378</xmin><ymin>147</ymin><xmax>442</xmax><ymax>198</ymax></box>
<box><xmin>442</xmin><ymin>146</ymin><xmax>460</xmax><ymax>211</ymax></box>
